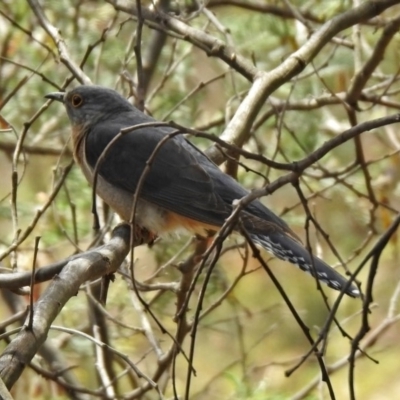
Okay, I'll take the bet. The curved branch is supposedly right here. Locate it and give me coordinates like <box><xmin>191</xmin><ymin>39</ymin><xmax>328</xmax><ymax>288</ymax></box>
<box><xmin>105</xmin><ymin>0</ymin><xmax>258</xmax><ymax>81</ymax></box>
<box><xmin>0</xmin><ymin>224</ymin><xmax>150</xmax><ymax>389</ymax></box>
<box><xmin>206</xmin><ymin>0</ymin><xmax>399</xmax><ymax>164</ymax></box>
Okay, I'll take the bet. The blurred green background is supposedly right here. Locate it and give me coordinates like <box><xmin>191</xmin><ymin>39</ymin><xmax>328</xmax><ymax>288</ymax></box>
<box><xmin>1</xmin><ymin>0</ymin><xmax>400</xmax><ymax>399</ymax></box>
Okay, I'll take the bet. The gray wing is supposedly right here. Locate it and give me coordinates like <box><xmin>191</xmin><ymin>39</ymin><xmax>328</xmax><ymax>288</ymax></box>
<box><xmin>85</xmin><ymin>113</ymin><xmax>232</xmax><ymax>225</ymax></box>
<box><xmin>84</xmin><ymin>110</ymin><xmax>293</xmax><ymax>233</ymax></box>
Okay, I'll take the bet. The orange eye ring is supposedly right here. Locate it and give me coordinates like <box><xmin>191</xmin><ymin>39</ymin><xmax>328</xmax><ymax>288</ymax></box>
<box><xmin>71</xmin><ymin>94</ymin><xmax>83</xmax><ymax>108</ymax></box>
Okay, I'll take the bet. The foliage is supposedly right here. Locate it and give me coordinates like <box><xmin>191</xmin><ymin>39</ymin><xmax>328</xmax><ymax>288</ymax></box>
<box><xmin>1</xmin><ymin>0</ymin><xmax>400</xmax><ymax>399</ymax></box>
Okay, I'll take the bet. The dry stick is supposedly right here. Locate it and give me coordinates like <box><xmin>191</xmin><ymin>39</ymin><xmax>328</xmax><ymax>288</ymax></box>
<box><xmin>125</xmin><ymin>129</ymin><xmax>181</xmax><ymax>307</ymax></box>
<box><xmin>264</xmin><ymin>88</ymin><xmax>400</xmax><ymax>115</ymax></box>
<box><xmin>174</xmin><ymin>199</ymin><xmax>259</xmax><ymax>399</ymax></box>
<box><xmin>119</xmin><ymin>24</ymin><xmax>141</xmax><ymax>96</ymax></box>
<box><xmin>0</xmin><ymin>224</ymin><xmax>150</xmax><ymax>389</ymax></box>
<box><xmin>171</xmin><ymin>237</ymin><xmax>208</xmax><ymax>399</ymax></box>
<box><xmin>215</xmin><ymin>243</ymin><xmax>251</xmax><ymax>385</ymax></box>
<box><xmin>60</xmin><ymin>178</ymin><xmax>80</xmax><ymax>247</ymax></box>
<box><xmin>199</xmin><ymin>247</ymin><xmax>248</xmax><ymax>321</ymax></box>
<box><xmin>293</xmin><ymin>175</ymin><xmax>358</xmax><ymax>281</ymax></box>
<box><xmin>299</xmin><ymin>152</ymin><xmax>400</xmax><ymax>218</ymax></box>
<box><xmin>86</xmin><ymin>280</ymin><xmax>119</xmax><ymax>395</ymax></box>
<box><xmin>231</xmin><ymin>297</ymin><xmax>248</xmax><ymax>387</ymax></box>
<box><xmin>8</xmin><ymin>79</ymin><xmax>31</xmax><ymax>271</ymax></box>
<box><xmin>351</xmin><ymin>112</ymin><xmax>380</xmax><ymax>228</ymax></box>
<box><xmin>105</xmin><ymin>0</ymin><xmax>258</xmax><ymax>81</ymax></box>
<box><xmin>343</xmin><ymin>17</ymin><xmax>400</xmax><ymax>246</ymax></box>
<box><xmin>27</xmin><ymin>237</ymin><xmax>40</xmax><ymax>330</ymax></box>
<box><xmin>3</xmin><ymin>82</ymin><xmax>70</xmax><ymax>253</ymax></box>
<box><xmin>143</xmin><ymin>237</ymin><xmax>193</xmax><ymax>282</ymax></box>
<box><xmin>292</xmin><ymin>313</ymin><xmax>400</xmax><ymax>399</ymax></box>
<box><xmin>179</xmin><ymin>222</ymin><xmax>260</xmax><ymax>397</ymax></box>
<box><xmin>282</xmin><ymin>0</ymin><xmax>313</xmax><ymax>30</ymax></box>
<box><xmin>124</xmin><ymin>138</ymin><xmax>184</xmax><ymax>340</ymax></box>
<box><xmin>206</xmin><ymin>0</ymin><xmax>323</xmax><ymax>23</ymax></box>
<box><xmin>292</xmin><ymin>182</ymin><xmax>357</xmax><ymax>360</ymax></box>
<box><xmin>349</xmin><ymin>47</ymin><xmax>378</xmax><ymax>173</ymax></box>
<box><xmin>0</xmin><ymin>311</ymin><xmax>28</xmax><ymax>332</ymax></box>
<box><xmin>266</xmin><ymin>76</ymin><xmax>297</xmax><ymax>180</ymax></box>
<box><xmin>93</xmin><ymin>325</ymin><xmax>116</xmax><ymax>399</ymax></box>
<box><xmin>146</xmin><ymin>40</ymin><xmax>191</xmax><ymax>104</ymax></box>
<box><xmin>80</xmin><ymin>27</ymin><xmax>110</xmax><ymax>70</ymax></box>
<box><xmin>0</xmin><ymin>9</ymin><xmax>55</xmax><ymax>55</ymax></box>
<box><xmin>208</xmin><ymin>0</ymin><xmax>399</xmax><ymax>165</ymax></box>
<box><xmin>86</xmin><ymin>291</ymin><xmax>144</xmax><ymax>333</ymax></box>
<box><xmin>0</xmin><ymin>259</ymin><xmax>70</xmax><ymax>289</ymax></box>
<box><xmin>134</xmin><ymin>0</ymin><xmax>145</xmax><ymax>111</ymax></box>
<box><xmin>191</xmin><ymin>324</ymin><xmax>276</xmax><ymax>400</ymax></box>
<box><xmin>225</xmin><ymin>113</ymin><xmax>400</xmax><ymax>213</ymax></box>
<box><xmin>161</xmin><ymin>72</ymin><xmax>228</xmax><ymax>121</ymax></box>
<box><xmin>0</xmin><ymin>141</ymin><xmax>68</xmax><ymax>156</ymax></box>
<box><xmin>0</xmin><ymin>161</ymin><xmax>74</xmax><ymax>262</ymax></box>
<box><xmin>49</xmin><ymin>324</ymin><xmax>157</xmax><ymax>391</ymax></box>
<box><xmin>285</xmin><ymin>238</ymin><xmax>380</xmax><ymax>377</ymax></box>
<box><xmin>348</xmin><ymin>213</ymin><xmax>400</xmax><ymax>400</ymax></box>
<box><xmin>170</xmin><ymin>122</ymin><xmax>298</xmax><ymax>171</ymax></box>
<box><xmin>288</xmin><ymin>214</ymin><xmax>400</xmax><ymax>383</ymax></box>
<box><xmin>27</xmin><ymin>0</ymin><xmax>91</xmax><ymax>84</ymax></box>
<box><xmin>0</xmin><ymin>76</ymin><xmax>29</xmax><ymax>111</ymax></box>
<box><xmin>124</xmin><ymin>302</ymin><xmax>200</xmax><ymax>399</ymax></box>
<box><xmin>26</xmin><ymin>357</ymin><xmax>100</xmax><ymax>399</ymax></box>
<box><xmin>240</xmin><ymin>225</ymin><xmax>336</xmax><ymax>399</ymax></box>
<box><xmin>94</xmin><ymin>24</ymin><xmax>115</xmax><ymax>84</ymax></box>
<box><xmin>347</xmin><ymin>13</ymin><xmax>400</xmax><ymax>105</ymax></box>
<box><xmin>140</xmin><ymin>0</ymin><xmax>170</xmax><ymax>97</ymax></box>
<box><xmin>184</xmin><ymin>223</ymin><xmax>232</xmax><ymax>400</ymax></box>
<box><xmin>176</xmin><ymin>112</ymin><xmax>400</xmax><ymax>179</ymax></box>
<box><xmin>365</xmin><ymin>66</ymin><xmax>400</xmax><ymax>110</ymax></box>
<box><xmin>199</xmin><ymin>81</ymin><xmax>400</xmax><ymax>162</ymax></box>
<box><xmin>129</xmin><ymin>289</ymin><xmax>163</xmax><ymax>358</ymax></box>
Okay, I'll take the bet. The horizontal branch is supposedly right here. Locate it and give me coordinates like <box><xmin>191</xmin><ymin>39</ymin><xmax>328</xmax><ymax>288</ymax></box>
<box><xmin>105</xmin><ymin>0</ymin><xmax>258</xmax><ymax>81</ymax></box>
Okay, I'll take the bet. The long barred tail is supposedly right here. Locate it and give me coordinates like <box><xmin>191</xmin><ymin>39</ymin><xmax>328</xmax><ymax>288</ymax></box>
<box><xmin>249</xmin><ymin>232</ymin><xmax>360</xmax><ymax>298</ymax></box>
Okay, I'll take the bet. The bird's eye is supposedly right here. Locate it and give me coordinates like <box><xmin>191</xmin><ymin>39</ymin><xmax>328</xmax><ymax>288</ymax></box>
<box><xmin>71</xmin><ymin>94</ymin><xmax>83</xmax><ymax>108</ymax></box>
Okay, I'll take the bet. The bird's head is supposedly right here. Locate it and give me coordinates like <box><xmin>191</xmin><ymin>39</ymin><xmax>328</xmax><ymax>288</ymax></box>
<box><xmin>45</xmin><ymin>85</ymin><xmax>134</xmax><ymax>127</ymax></box>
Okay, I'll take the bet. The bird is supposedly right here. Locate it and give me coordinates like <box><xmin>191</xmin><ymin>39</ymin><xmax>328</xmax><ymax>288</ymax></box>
<box><xmin>45</xmin><ymin>85</ymin><xmax>360</xmax><ymax>298</ymax></box>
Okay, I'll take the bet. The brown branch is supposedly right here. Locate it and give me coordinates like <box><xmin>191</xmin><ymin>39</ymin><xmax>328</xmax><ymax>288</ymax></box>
<box><xmin>0</xmin><ymin>162</ymin><xmax>74</xmax><ymax>262</ymax></box>
<box><xmin>347</xmin><ymin>13</ymin><xmax>400</xmax><ymax>105</ymax></box>
<box><xmin>141</xmin><ymin>21</ymin><xmax>168</xmax><ymax>97</ymax></box>
<box><xmin>27</xmin><ymin>0</ymin><xmax>91</xmax><ymax>84</ymax></box>
<box><xmin>105</xmin><ymin>0</ymin><xmax>258</xmax><ymax>81</ymax></box>
<box><xmin>0</xmin><ymin>141</ymin><xmax>69</xmax><ymax>156</ymax></box>
<box><xmin>206</xmin><ymin>0</ymin><xmax>400</xmax><ymax>165</ymax></box>
<box><xmin>348</xmin><ymin>213</ymin><xmax>400</xmax><ymax>400</ymax></box>
<box><xmin>232</xmin><ymin>113</ymin><xmax>400</xmax><ymax>210</ymax></box>
<box><xmin>207</xmin><ymin>0</ymin><xmax>322</xmax><ymax>22</ymax></box>
<box><xmin>0</xmin><ymin>224</ymin><xmax>151</xmax><ymax>389</ymax></box>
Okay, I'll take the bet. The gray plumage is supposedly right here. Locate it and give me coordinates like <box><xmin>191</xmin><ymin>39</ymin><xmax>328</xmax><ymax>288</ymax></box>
<box><xmin>45</xmin><ymin>86</ymin><xmax>360</xmax><ymax>298</ymax></box>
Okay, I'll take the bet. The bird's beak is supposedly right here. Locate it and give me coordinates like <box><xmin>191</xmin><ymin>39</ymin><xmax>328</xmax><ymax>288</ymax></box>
<box><xmin>45</xmin><ymin>92</ymin><xmax>65</xmax><ymax>103</ymax></box>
